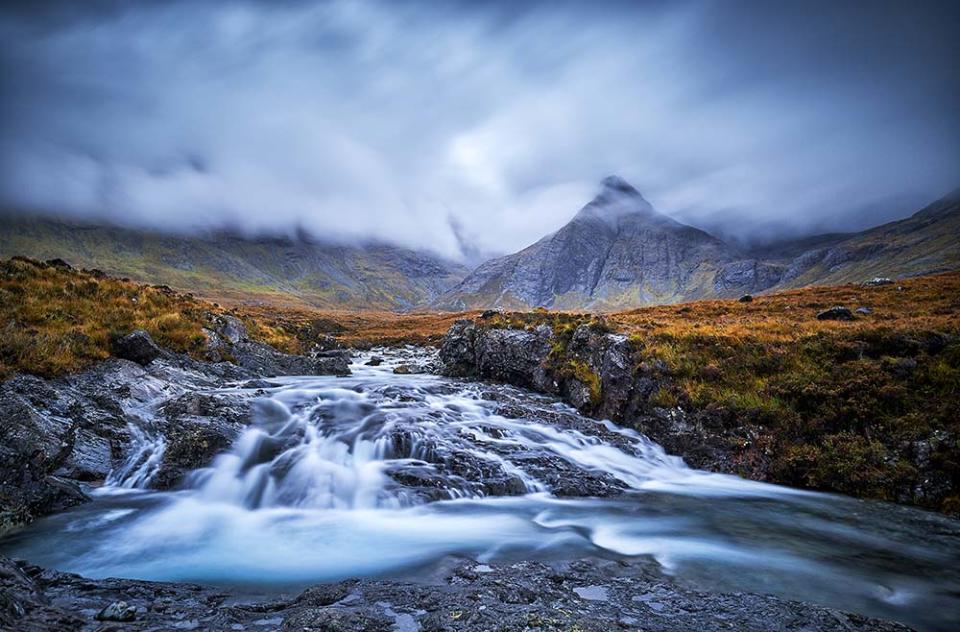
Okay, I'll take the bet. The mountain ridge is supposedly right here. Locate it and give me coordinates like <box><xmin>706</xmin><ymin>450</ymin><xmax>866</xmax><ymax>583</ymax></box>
<box><xmin>0</xmin><ymin>213</ymin><xmax>469</xmax><ymax>310</ymax></box>
<box><xmin>435</xmin><ymin>177</ymin><xmax>960</xmax><ymax>310</ymax></box>
<box><xmin>2</xmin><ymin>178</ymin><xmax>957</xmax><ymax>311</ymax></box>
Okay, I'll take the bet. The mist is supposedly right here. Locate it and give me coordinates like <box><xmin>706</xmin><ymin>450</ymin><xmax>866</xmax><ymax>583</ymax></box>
<box><xmin>1</xmin><ymin>0</ymin><xmax>958</xmax><ymax>260</ymax></box>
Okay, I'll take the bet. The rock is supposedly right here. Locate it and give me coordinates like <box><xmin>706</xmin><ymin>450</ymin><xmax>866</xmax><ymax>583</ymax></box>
<box><xmin>439</xmin><ymin>320</ymin><xmax>478</xmax><ymax>377</ymax></box>
<box><xmin>218</xmin><ymin>315</ymin><xmax>247</xmax><ymax>344</ymax></box>
<box><xmin>313</xmin><ymin>334</ymin><xmax>341</xmax><ymax>352</ymax></box>
<box><xmin>855</xmin><ymin>306</ymin><xmax>872</xmax><ymax>314</ymax></box>
<box><xmin>392</xmin><ymin>364</ymin><xmax>414</xmax><ymax>374</ymax></box>
<box><xmin>230</xmin><ymin>339</ymin><xmax>350</xmax><ymax>376</ymax></box>
<box><xmin>282</xmin><ymin>609</ymin><xmax>392</xmax><ymax>631</ymax></box>
<box><xmin>884</xmin><ymin>357</ymin><xmax>918</xmax><ymax>379</ymax></box>
<box><xmin>863</xmin><ymin>277</ymin><xmax>893</xmax><ymax>286</ymax></box>
<box><xmin>365</xmin><ymin>356</ymin><xmax>384</xmax><ymax>366</ymax></box>
<box><xmin>96</xmin><ymin>600</ymin><xmax>137</xmax><ymax>622</ymax></box>
<box><xmin>738</xmin><ymin>294</ymin><xmax>753</xmax><ymax>302</ymax></box>
<box><xmin>44</xmin><ymin>258</ymin><xmax>73</xmax><ymax>270</ymax></box>
<box><xmin>113</xmin><ymin>329</ymin><xmax>163</xmax><ymax>365</ymax></box>
<box><xmin>816</xmin><ymin>306</ymin><xmax>855</xmax><ymax>321</ymax></box>
<box><xmin>0</xmin><ymin>380</ymin><xmax>88</xmax><ymax>533</ymax></box>
<box><xmin>0</xmin><ymin>554</ymin><xmax>919</xmax><ymax>631</ymax></box>
<box><xmin>475</xmin><ymin>325</ymin><xmax>554</xmax><ymax>391</ymax></box>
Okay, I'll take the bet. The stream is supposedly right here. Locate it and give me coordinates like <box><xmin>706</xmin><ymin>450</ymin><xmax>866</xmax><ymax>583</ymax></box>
<box><xmin>2</xmin><ymin>353</ymin><xmax>959</xmax><ymax>630</ymax></box>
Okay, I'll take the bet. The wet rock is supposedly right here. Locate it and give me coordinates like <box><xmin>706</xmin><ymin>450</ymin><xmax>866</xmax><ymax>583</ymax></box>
<box><xmin>0</xmin><ymin>380</ymin><xmax>88</xmax><ymax>533</ymax></box>
<box><xmin>281</xmin><ymin>608</ymin><xmax>392</xmax><ymax>631</ymax></box>
<box><xmin>816</xmin><ymin>306</ymin><xmax>855</xmax><ymax>321</ymax></box>
<box><xmin>392</xmin><ymin>364</ymin><xmax>415</xmax><ymax>374</ymax></box>
<box><xmin>0</xmin><ymin>553</ymin><xmax>915</xmax><ymax>632</ymax></box>
<box><xmin>151</xmin><ymin>393</ymin><xmax>250</xmax><ymax>490</ymax></box>
<box><xmin>294</xmin><ymin>581</ymin><xmax>356</xmax><ymax>607</ymax></box>
<box><xmin>112</xmin><ymin>330</ymin><xmax>162</xmax><ymax>365</ymax></box>
<box><xmin>365</xmin><ymin>356</ymin><xmax>384</xmax><ymax>366</ymax></box>
<box><xmin>95</xmin><ymin>600</ymin><xmax>137</xmax><ymax>622</ymax></box>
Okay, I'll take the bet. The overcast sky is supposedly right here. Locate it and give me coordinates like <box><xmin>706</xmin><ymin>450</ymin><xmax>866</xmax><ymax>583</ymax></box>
<box><xmin>1</xmin><ymin>0</ymin><xmax>958</xmax><ymax>259</ymax></box>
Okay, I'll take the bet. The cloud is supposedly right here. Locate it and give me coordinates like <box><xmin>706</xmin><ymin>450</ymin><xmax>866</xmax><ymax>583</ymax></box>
<box><xmin>1</xmin><ymin>0</ymin><xmax>958</xmax><ymax>258</ymax></box>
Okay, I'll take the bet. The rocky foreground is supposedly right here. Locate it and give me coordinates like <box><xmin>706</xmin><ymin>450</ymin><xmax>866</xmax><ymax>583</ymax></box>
<box><xmin>0</xmin><ymin>316</ymin><xmax>349</xmax><ymax>535</ymax></box>
<box><xmin>1</xmin><ymin>554</ymin><xmax>912</xmax><ymax>632</ymax></box>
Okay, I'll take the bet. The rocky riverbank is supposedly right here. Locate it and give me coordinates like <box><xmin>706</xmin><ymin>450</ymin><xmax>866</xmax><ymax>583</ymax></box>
<box><xmin>0</xmin><ymin>319</ymin><xmax>349</xmax><ymax>536</ymax></box>
<box><xmin>0</xmin><ymin>341</ymin><xmax>952</xmax><ymax>630</ymax></box>
<box><xmin>438</xmin><ymin>312</ymin><xmax>960</xmax><ymax>513</ymax></box>
<box><xmin>0</xmin><ymin>554</ymin><xmax>911</xmax><ymax>631</ymax></box>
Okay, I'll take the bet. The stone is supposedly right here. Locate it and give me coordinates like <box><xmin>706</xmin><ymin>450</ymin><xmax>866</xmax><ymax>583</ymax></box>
<box><xmin>855</xmin><ymin>306</ymin><xmax>872</xmax><ymax>314</ymax></box>
<box><xmin>96</xmin><ymin>600</ymin><xmax>137</xmax><ymax>622</ymax></box>
<box><xmin>816</xmin><ymin>306</ymin><xmax>855</xmax><ymax>321</ymax></box>
<box><xmin>365</xmin><ymin>356</ymin><xmax>384</xmax><ymax>366</ymax></box>
<box><xmin>863</xmin><ymin>277</ymin><xmax>893</xmax><ymax>286</ymax></box>
<box><xmin>439</xmin><ymin>320</ymin><xmax>478</xmax><ymax>377</ymax></box>
<box><xmin>113</xmin><ymin>329</ymin><xmax>162</xmax><ymax>365</ymax></box>
<box><xmin>738</xmin><ymin>294</ymin><xmax>754</xmax><ymax>302</ymax></box>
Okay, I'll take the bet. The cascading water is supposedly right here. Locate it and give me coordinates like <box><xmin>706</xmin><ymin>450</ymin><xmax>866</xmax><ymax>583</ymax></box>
<box><xmin>105</xmin><ymin>423</ymin><xmax>167</xmax><ymax>489</ymax></box>
<box><xmin>2</xmin><ymin>352</ymin><xmax>959</xmax><ymax>630</ymax></box>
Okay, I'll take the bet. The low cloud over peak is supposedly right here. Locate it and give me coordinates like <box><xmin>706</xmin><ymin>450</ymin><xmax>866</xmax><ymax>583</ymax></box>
<box><xmin>1</xmin><ymin>0</ymin><xmax>958</xmax><ymax>259</ymax></box>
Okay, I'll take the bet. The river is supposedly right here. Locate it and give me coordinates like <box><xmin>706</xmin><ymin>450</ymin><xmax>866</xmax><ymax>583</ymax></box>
<box><xmin>3</xmin><ymin>353</ymin><xmax>959</xmax><ymax>630</ymax></box>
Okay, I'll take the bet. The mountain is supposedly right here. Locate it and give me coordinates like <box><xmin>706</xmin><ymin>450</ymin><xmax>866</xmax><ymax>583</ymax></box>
<box><xmin>437</xmin><ymin>178</ymin><xmax>960</xmax><ymax>310</ymax></box>
<box><xmin>4</xmin><ymin>181</ymin><xmax>957</xmax><ymax>312</ymax></box>
<box><xmin>435</xmin><ymin>176</ymin><xmax>781</xmax><ymax>310</ymax></box>
<box><xmin>0</xmin><ymin>215</ymin><xmax>469</xmax><ymax>310</ymax></box>
<box><xmin>773</xmin><ymin>190</ymin><xmax>960</xmax><ymax>288</ymax></box>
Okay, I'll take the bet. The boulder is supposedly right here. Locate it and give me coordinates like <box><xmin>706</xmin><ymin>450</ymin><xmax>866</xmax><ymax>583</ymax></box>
<box><xmin>816</xmin><ymin>306</ymin><xmax>855</xmax><ymax>321</ymax></box>
<box><xmin>475</xmin><ymin>325</ymin><xmax>554</xmax><ymax>391</ymax></box>
<box><xmin>95</xmin><ymin>600</ymin><xmax>137</xmax><ymax>622</ymax></box>
<box><xmin>113</xmin><ymin>330</ymin><xmax>163</xmax><ymax>365</ymax></box>
<box><xmin>439</xmin><ymin>319</ymin><xmax>478</xmax><ymax>377</ymax></box>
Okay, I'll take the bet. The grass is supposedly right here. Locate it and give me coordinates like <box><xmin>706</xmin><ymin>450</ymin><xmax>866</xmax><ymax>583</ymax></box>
<box><xmin>0</xmin><ymin>257</ymin><xmax>298</xmax><ymax>377</ymax></box>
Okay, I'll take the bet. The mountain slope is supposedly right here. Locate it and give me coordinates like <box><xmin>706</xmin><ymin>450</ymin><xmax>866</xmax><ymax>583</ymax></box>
<box><xmin>438</xmin><ymin>178</ymin><xmax>960</xmax><ymax>311</ymax></box>
<box><xmin>0</xmin><ymin>215</ymin><xmax>469</xmax><ymax>310</ymax></box>
<box><xmin>436</xmin><ymin>177</ymin><xmax>781</xmax><ymax>310</ymax></box>
<box><xmin>774</xmin><ymin>190</ymin><xmax>960</xmax><ymax>288</ymax></box>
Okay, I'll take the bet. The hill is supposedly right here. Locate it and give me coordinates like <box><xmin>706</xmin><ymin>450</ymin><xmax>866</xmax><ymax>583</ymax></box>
<box><xmin>0</xmin><ymin>215</ymin><xmax>469</xmax><ymax>310</ymax></box>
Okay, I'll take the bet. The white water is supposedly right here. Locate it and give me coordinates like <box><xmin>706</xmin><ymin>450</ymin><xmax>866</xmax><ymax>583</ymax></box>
<box><xmin>4</xmin><ymin>353</ymin><xmax>960</xmax><ymax>630</ymax></box>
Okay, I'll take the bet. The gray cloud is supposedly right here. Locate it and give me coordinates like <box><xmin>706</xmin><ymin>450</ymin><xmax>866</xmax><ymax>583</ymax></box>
<box><xmin>1</xmin><ymin>0</ymin><xmax>958</xmax><ymax>259</ymax></box>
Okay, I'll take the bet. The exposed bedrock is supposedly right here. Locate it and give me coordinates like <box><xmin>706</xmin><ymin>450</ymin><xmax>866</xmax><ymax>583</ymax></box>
<box><xmin>0</xmin><ymin>324</ymin><xmax>352</xmax><ymax>535</ymax></box>
<box><xmin>0</xmin><ymin>555</ymin><xmax>912</xmax><ymax>632</ymax></box>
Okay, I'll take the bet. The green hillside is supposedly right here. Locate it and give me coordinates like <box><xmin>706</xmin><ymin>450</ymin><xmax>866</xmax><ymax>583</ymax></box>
<box><xmin>0</xmin><ymin>216</ymin><xmax>468</xmax><ymax>310</ymax></box>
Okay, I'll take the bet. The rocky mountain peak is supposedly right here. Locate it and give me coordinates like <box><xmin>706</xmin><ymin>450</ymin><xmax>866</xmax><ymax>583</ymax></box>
<box><xmin>575</xmin><ymin>175</ymin><xmax>655</xmax><ymax>226</ymax></box>
<box><xmin>599</xmin><ymin>174</ymin><xmax>641</xmax><ymax>196</ymax></box>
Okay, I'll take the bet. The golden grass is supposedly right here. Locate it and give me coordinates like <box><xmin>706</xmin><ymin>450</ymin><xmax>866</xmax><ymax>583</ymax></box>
<box><xmin>0</xmin><ymin>258</ymin><xmax>297</xmax><ymax>377</ymax></box>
